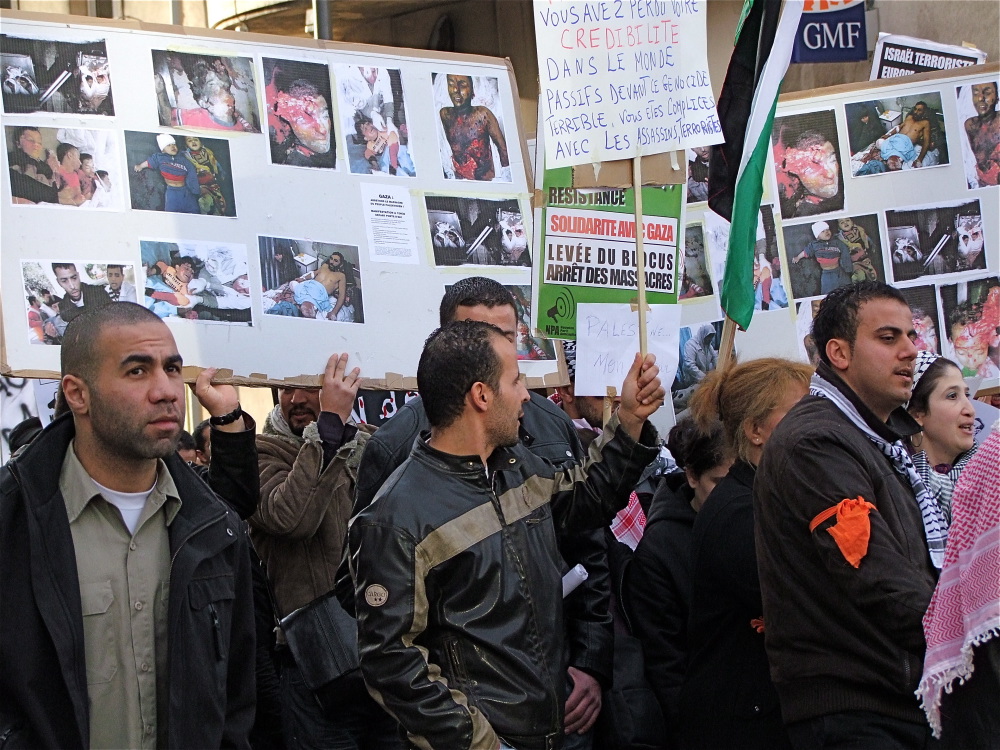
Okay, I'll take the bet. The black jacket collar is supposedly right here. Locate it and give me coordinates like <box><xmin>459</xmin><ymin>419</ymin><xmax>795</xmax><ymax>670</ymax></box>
<box><xmin>413</xmin><ymin>432</ymin><xmax>525</xmax><ymax>480</ymax></box>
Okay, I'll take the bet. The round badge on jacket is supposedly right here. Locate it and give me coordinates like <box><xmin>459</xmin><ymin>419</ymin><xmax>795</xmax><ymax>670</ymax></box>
<box><xmin>365</xmin><ymin>584</ymin><xmax>389</xmax><ymax>607</ymax></box>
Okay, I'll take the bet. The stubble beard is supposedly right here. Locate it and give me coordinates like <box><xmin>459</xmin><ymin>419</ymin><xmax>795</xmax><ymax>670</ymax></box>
<box><xmin>89</xmin><ymin>387</ymin><xmax>181</xmax><ymax>461</ymax></box>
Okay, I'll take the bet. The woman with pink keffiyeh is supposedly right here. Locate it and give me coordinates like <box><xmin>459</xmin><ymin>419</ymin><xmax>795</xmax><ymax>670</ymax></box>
<box><xmin>917</xmin><ymin>421</ymin><xmax>1000</xmax><ymax>747</ymax></box>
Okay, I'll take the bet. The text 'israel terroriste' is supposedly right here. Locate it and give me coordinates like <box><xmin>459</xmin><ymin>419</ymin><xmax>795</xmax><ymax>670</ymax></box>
<box><xmin>534</xmin><ymin>0</ymin><xmax>723</xmax><ymax>167</ymax></box>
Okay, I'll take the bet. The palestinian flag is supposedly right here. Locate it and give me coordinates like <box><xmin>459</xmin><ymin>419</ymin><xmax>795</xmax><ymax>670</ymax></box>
<box><xmin>708</xmin><ymin>0</ymin><xmax>803</xmax><ymax>330</ymax></box>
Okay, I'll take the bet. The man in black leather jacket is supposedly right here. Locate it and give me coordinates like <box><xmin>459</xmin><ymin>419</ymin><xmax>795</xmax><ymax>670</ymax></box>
<box><xmin>350</xmin><ymin>320</ymin><xmax>664</xmax><ymax>750</ymax></box>
<box><xmin>354</xmin><ymin>278</ymin><xmax>614</xmax><ymax>744</ymax></box>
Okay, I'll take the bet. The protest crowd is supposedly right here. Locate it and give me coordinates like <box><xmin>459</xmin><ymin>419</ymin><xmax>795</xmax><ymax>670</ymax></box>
<box><xmin>2</xmin><ymin>0</ymin><xmax>999</xmax><ymax>748</ymax></box>
<box><xmin>2</xmin><ymin>277</ymin><xmax>998</xmax><ymax>750</ymax></box>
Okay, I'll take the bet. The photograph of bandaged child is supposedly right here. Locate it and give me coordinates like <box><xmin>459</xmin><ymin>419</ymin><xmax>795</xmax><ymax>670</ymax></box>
<box><xmin>125</xmin><ymin>130</ymin><xmax>236</xmax><ymax>216</ymax></box>
<box><xmin>260</xmin><ymin>236</ymin><xmax>364</xmax><ymax>323</ymax></box>
<box><xmin>846</xmin><ymin>93</ymin><xmax>949</xmax><ymax>177</ymax></box>
<box><xmin>771</xmin><ymin>109</ymin><xmax>844</xmax><ymax>219</ymax></box>
<box><xmin>886</xmin><ymin>199</ymin><xmax>986</xmax><ymax>282</ymax></box>
<box><xmin>686</xmin><ymin>146</ymin><xmax>711</xmax><ymax>204</ymax></box>
<box><xmin>939</xmin><ymin>276</ymin><xmax>1000</xmax><ymax>379</ymax></box>
<box><xmin>432</xmin><ymin>72</ymin><xmax>511</xmax><ymax>182</ymax></box>
<box><xmin>140</xmin><ymin>239</ymin><xmax>253</xmax><ymax>324</ymax></box>
<box><xmin>899</xmin><ymin>285</ymin><xmax>943</xmax><ymax>355</ymax></box>
<box><xmin>956</xmin><ymin>80</ymin><xmax>1000</xmax><ymax>189</ymax></box>
<box><xmin>425</xmin><ymin>196</ymin><xmax>529</xmax><ymax>267</ymax></box>
<box><xmin>151</xmin><ymin>50</ymin><xmax>260</xmax><ymax>133</ymax></box>
<box><xmin>20</xmin><ymin>260</ymin><xmax>136</xmax><ymax>345</ymax></box>
<box><xmin>753</xmin><ymin>205</ymin><xmax>788</xmax><ymax>312</ymax></box>
<box><xmin>680</xmin><ymin>223</ymin><xmax>713</xmax><ymax>300</ymax></box>
<box><xmin>336</xmin><ymin>65</ymin><xmax>414</xmax><ymax>177</ymax></box>
<box><xmin>5</xmin><ymin>125</ymin><xmax>121</xmax><ymax>208</ymax></box>
<box><xmin>264</xmin><ymin>57</ymin><xmax>335</xmax><ymax>169</ymax></box>
<box><xmin>2</xmin><ymin>34</ymin><xmax>113</xmax><ymax>115</ymax></box>
<box><xmin>672</xmin><ymin>320</ymin><xmax>724</xmax><ymax>416</ymax></box>
<box><xmin>795</xmin><ymin>300</ymin><xmax>823</xmax><ymax>366</ymax></box>
<box><xmin>782</xmin><ymin>213</ymin><xmax>885</xmax><ymax>299</ymax></box>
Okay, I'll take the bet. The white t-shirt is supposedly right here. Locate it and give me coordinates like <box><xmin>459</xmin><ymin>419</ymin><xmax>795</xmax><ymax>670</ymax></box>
<box><xmin>92</xmin><ymin>477</ymin><xmax>155</xmax><ymax>535</ymax></box>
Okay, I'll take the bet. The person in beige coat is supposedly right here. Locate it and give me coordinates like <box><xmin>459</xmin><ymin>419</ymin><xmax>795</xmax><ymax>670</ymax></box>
<box><xmin>250</xmin><ymin>353</ymin><xmax>401</xmax><ymax>750</ymax></box>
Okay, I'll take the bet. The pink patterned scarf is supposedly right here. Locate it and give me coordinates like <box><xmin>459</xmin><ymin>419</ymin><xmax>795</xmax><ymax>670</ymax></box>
<box><xmin>917</xmin><ymin>423</ymin><xmax>1000</xmax><ymax>737</ymax></box>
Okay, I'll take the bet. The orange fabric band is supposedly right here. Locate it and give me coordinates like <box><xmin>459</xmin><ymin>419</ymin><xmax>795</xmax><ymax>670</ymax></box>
<box><xmin>809</xmin><ymin>496</ymin><xmax>877</xmax><ymax>568</ymax></box>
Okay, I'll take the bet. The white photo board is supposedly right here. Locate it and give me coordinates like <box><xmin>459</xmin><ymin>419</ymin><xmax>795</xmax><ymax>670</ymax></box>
<box><xmin>679</xmin><ymin>63</ymin><xmax>999</xmax><ymax>398</ymax></box>
<box><xmin>0</xmin><ymin>11</ymin><xmax>555</xmax><ymax>387</ymax></box>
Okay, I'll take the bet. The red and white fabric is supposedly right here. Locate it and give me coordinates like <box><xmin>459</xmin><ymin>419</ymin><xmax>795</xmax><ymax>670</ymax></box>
<box><xmin>611</xmin><ymin>492</ymin><xmax>646</xmax><ymax>550</ymax></box>
<box><xmin>917</xmin><ymin>421</ymin><xmax>1000</xmax><ymax>737</ymax></box>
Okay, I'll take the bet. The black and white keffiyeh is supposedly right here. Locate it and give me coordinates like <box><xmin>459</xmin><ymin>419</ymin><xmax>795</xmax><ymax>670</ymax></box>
<box><xmin>911</xmin><ymin>447</ymin><xmax>977</xmax><ymax>526</ymax></box>
<box><xmin>810</xmin><ymin>372</ymin><xmax>947</xmax><ymax>569</ymax></box>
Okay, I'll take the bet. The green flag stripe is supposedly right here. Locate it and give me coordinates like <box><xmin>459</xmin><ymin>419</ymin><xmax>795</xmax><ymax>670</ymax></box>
<box><xmin>721</xmin><ymin>93</ymin><xmax>780</xmax><ymax>330</ymax></box>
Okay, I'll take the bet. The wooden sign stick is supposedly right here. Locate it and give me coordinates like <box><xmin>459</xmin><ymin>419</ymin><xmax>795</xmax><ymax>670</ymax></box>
<box><xmin>632</xmin><ymin>156</ymin><xmax>648</xmax><ymax>358</ymax></box>
<box><xmin>717</xmin><ymin>314</ymin><xmax>738</xmax><ymax>370</ymax></box>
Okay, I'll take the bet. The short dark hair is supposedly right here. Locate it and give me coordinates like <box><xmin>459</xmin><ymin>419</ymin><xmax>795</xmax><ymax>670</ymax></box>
<box><xmin>79</xmin><ymin>152</ymin><xmax>93</xmax><ymax>163</ymax></box>
<box><xmin>666</xmin><ymin>415</ymin><xmax>729</xmax><ymax>479</ymax></box>
<box><xmin>194</xmin><ymin>419</ymin><xmax>212</xmax><ymax>452</ymax></box>
<box><xmin>189</xmin><ymin>58</ymin><xmax>232</xmax><ymax>102</ymax></box>
<box><xmin>96</xmin><ymin>170</ymin><xmax>109</xmax><ymax>179</ymax></box>
<box><xmin>353</xmin><ymin>112</ymin><xmax>374</xmax><ymax>139</ymax></box>
<box><xmin>418</xmin><ymin>320</ymin><xmax>505</xmax><ymax>429</ymax></box>
<box><xmin>907</xmin><ymin>357</ymin><xmax>963</xmax><ymax>417</ymax></box>
<box><xmin>177</xmin><ymin>430</ymin><xmax>196</xmax><ymax>451</ymax></box>
<box><xmin>56</xmin><ymin>142</ymin><xmax>78</xmax><ymax>163</ymax></box>
<box><xmin>439</xmin><ymin>276</ymin><xmax>515</xmax><ymax>326</ymax></box>
<box><xmin>15</xmin><ymin>125</ymin><xmax>41</xmax><ymax>140</ymax></box>
<box><xmin>174</xmin><ymin>256</ymin><xmax>199</xmax><ymax>270</ymax></box>
<box><xmin>52</xmin><ymin>262</ymin><xmax>77</xmax><ymax>276</ymax></box>
<box><xmin>793</xmin><ymin>129</ymin><xmax>829</xmax><ymax>150</ymax></box>
<box><xmin>812</xmin><ymin>281</ymin><xmax>908</xmax><ymax>366</ymax></box>
<box><xmin>287</xmin><ymin>78</ymin><xmax>319</xmax><ymax>98</ymax></box>
<box><xmin>107</xmin><ymin>264</ymin><xmax>124</xmax><ymax>273</ymax></box>
<box><xmin>27</xmin><ymin>295</ymin><xmax>37</xmax><ymax>305</ymax></box>
<box><xmin>61</xmin><ymin>302</ymin><xmax>164</xmax><ymax>384</ymax></box>
<box><xmin>948</xmin><ymin>299</ymin><xmax>982</xmax><ymax>333</ymax></box>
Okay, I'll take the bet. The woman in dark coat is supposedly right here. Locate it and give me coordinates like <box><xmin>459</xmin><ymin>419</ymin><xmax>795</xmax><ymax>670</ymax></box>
<box><xmin>626</xmin><ymin>416</ymin><xmax>731</xmax><ymax>742</ymax></box>
<box><xmin>677</xmin><ymin>357</ymin><xmax>813</xmax><ymax>750</ymax></box>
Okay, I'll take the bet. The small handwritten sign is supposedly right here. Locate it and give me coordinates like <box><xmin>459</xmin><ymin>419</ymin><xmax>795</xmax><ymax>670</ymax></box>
<box><xmin>574</xmin><ymin>302</ymin><xmax>681</xmax><ymax>396</ymax></box>
<box><xmin>534</xmin><ymin>0</ymin><xmax>723</xmax><ymax>168</ymax></box>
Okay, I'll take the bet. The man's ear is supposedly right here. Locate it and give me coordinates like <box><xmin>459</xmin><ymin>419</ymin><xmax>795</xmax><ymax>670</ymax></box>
<box><xmin>467</xmin><ymin>381</ymin><xmax>492</xmax><ymax>415</ymax></box>
<box><xmin>555</xmin><ymin>384</ymin><xmax>575</xmax><ymax>405</ymax></box>
<box><xmin>826</xmin><ymin>337</ymin><xmax>852</xmax><ymax>372</ymax></box>
<box><xmin>60</xmin><ymin>373</ymin><xmax>90</xmax><ymax>417</ymax></box>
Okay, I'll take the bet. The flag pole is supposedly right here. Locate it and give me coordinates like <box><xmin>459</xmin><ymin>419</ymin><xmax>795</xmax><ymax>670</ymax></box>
<box><xmin>717</xmin><ymin>314</ymin><xmax>738</xmax><ymax>369</ymax></box>
<box><xmin>632</xmin><ymin>156</ymin><xmax>648</xmax><ymax>357</ymax></box>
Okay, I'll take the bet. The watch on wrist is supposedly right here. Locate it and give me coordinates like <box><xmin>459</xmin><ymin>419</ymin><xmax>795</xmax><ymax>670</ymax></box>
<box><xmin>209</xmin><ymin>404</ymin><xmax>243</xmax><ymax>426</ymax></box>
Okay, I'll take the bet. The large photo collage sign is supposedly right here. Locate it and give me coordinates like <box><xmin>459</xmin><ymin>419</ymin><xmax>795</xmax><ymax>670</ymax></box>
<box><xmin>679</xmin><ymin>64</ymin><xmax>999</xmax><ymax>408</ymax></box>
<box><xmin>0</xmin><ymin>13</ymin><xmax>546</xmax><ymax>385</ymax></box>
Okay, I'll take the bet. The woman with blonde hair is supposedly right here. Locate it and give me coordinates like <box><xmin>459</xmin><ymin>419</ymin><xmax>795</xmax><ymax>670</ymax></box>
<box><xmin>677</xmin><ymin>357</ymin><xmax>814</xmax><ymax>750</ymax></box>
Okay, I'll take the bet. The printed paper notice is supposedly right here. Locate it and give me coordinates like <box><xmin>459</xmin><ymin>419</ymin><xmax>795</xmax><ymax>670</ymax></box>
<box><xmin>574</xmin><ymin>302</ymin><xmax>681</xmax><ymax>397</ymax></box>
<box><xmin>534</xmin><ymin>0</ymin><xmax>723</xmax><ymax>168</ymax></box>
<box><xmin>361</xmin><ymin>183</ymin><xmax>420</xmax><ymax>264</ymax></box>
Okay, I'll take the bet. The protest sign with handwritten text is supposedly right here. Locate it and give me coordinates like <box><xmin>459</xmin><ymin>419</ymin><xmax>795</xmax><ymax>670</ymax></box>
<box><xmin>574</xmin><ymin>302</ymin><xmax>681</xmax><ymax>396</ymax></box>
<box><xmin>534</xmin><ymin>0</ymin><xmax>723</xmax><ymax>168</ymax></box>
